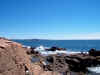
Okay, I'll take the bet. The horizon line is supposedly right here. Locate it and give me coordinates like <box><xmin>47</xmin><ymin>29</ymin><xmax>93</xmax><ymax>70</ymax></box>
<box><xmin>10</xmin><ymin>38</ymin><xmax>100</xmax><ymax>40</ymax></box>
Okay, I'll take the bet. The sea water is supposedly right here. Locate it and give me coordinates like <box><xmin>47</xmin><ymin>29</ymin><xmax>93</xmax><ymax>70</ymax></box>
<box><xmin>13</xmin><ymin>39</ymin><xmax>100</xmax><ymax>52</ymax></box>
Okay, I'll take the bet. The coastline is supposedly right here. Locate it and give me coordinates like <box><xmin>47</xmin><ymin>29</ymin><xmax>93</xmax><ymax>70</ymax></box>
<box><xmin>0</xmin><ymin>37</ymin><xmax>100</xmax><ymax>75</ymax></box>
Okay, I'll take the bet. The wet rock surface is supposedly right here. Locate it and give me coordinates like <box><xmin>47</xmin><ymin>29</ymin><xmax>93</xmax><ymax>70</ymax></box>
<box><xmin>42</xmin><ymin>54</ymin><xmax>100</xmax><ymax>74</ymax></box>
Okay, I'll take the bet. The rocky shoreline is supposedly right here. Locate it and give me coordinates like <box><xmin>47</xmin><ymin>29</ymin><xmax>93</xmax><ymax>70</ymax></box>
<box><xmin>31</xmin><ymin>53</ymin><xmax>100</xmax><ymax>75</ymax></box>
<box><xmin>0</xmin><ymin>37</ymin><xmax>100</xmax><ymax>75</ymax></box>
<box><xmin>28</xmin><ymin>45</ymin><xmax>100</xmax><ymax>75</ymax></box>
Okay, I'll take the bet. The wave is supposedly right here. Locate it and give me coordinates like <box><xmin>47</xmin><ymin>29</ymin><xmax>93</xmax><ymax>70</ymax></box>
<box><xmin>87</xmin><ymin>66</ymin><xmax>100</xmax><ymax>74</ymax></box>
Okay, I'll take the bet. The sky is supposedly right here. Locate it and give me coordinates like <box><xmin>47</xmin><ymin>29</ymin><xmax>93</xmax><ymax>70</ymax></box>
<box><xmin>0</xmin><ymin>0</ymin><xmax>100</xmax><ymax>39</ymax></box>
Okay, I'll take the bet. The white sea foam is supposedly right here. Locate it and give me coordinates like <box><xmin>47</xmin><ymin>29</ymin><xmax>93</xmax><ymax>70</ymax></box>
<box><xmin>87</xmin><ymin>66</ymin><xmax>100</xmax><ymax>73</ymax></box>
<box><xmin>39</xmin><ymin>50</ymin><xmax>85</xmax><ymax>56</ymax></box>
<box><xmin>33</xmin><ymin>46</ymin><xmax>89</xmax><ymax>55</ymax></box>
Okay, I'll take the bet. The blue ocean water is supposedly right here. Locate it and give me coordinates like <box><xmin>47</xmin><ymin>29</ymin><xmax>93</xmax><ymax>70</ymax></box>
<box><xmin>13</xmin><ymin>39</ymin><xmax>100</xmax><ymax>52</ymax></box>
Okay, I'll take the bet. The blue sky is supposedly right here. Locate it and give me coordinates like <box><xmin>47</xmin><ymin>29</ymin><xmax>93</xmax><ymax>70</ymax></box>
<box><xmin>0</xmin><ymin>0</ymin><xmax>100</xmax><ymax>39</ymax></box>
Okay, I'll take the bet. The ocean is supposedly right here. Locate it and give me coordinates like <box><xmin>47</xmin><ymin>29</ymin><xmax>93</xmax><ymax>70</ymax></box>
<box><xmin>13</xmin><ymin>39</ymin><xmax>100</xmax><ymax>52</ymax></box>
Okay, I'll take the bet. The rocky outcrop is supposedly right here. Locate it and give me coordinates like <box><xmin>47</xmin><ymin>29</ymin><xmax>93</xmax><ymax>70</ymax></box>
<box><xmin>89</xmin><ymin>48</ymin><xmax>100</xmax><ymax>56</ymax></box>
<box><xmin>0</xmin><ymin>38</ymin><xmax>33</xmax><ymax>75</ymax></box>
